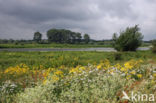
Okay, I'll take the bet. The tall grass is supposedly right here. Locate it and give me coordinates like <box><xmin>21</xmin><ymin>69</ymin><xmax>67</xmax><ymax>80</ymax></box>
<box><xmin>0</xmin><ymin>43</ymin><xmax>112</xmax><ymax>48</ymax></box>
<box><xmin>0</xmin><ymin>51</ymin><xmax>155</xmax><ymax>70</ymax></box>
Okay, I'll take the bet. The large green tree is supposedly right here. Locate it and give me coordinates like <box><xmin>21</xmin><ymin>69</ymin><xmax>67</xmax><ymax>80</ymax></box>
<box><xmin>47</xmin><ymin>29</ymin><xmax>83</xmax><ymax>44</ymax></box>
<box><xmin>84</xmin><ymin>34</ymin><xmax>90</xmax><ymax>44</ymax></box>
<box><xmin>76</xmin><ymin>33</ymin><xmax>82</xmax><ymax>43</ymax></box>
<box><xmin>152</xmin><ymin>39</ymin><xmax>156</xmax><ymax>53</ymax></box>
<box><xmin>112</xmin><ymin>25</ymin><xmax>143</xmax><ymax>51</ymax></box>
<box><xmin>33</xmin><ymin>32</ymin><xmax>42</xmax><ymax>43</ymax></box>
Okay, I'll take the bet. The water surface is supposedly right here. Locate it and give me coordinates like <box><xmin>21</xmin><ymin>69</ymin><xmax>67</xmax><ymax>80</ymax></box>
<box><xmin>0</xmin><ymin>47</ymin><xmax>150</xmax><ymax>52</ymax></box>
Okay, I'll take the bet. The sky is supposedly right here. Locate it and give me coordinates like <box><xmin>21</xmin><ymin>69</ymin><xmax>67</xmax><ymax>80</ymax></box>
<box><xmin>0</xmin><ymin>0</ymin><xmax>156</xmax><ymax>40</ymax></box>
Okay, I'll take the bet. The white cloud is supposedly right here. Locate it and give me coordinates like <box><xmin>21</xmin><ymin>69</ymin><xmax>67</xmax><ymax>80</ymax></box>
<box><xmin>0</xmin><ymin>0</ymin><xmax>156</xmax><ymax>40</ymax></box>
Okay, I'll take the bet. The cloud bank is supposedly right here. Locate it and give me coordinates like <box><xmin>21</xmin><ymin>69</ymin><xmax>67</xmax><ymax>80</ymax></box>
<box><xmin>0</xmin><ymin>0</ymin><xmax>156</xmax><ymax>40</ymax></box>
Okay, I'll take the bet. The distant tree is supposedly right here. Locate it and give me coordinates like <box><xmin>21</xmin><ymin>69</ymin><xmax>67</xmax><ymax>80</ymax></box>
<box><xmin>112</xmin><ymin>25</ymin><xmax>143</xmax><ymax>51</ymax></box>
<box><xmin>152</xmin><ymin>39</ymin><xmax>156</xmax><ymax>53</ymax></box>
<box><xmin>47</xmin><ymin>29</ymin><xmax>82</xmax><ymax>44</ymax></box>
<box><xmin>112</xmin><ymin>33</ymin><xmax>117</xmax><ymax>41</ymax></box>
<box><xmin>76</xmin><ymin>33</ymin><xmax>82</xmax><ymax>43</ymax></box>
<box><xmin>33</xmin><ymin>32</ymin><xmax>42</xmax><ymax>43</ymax></box>
<box><xmin>47</xmin><ymin>29</ymin><xmax>67</xmax><ymax>43</ymax></box>
<box><xmin>47</xmin><ymin>29</ymin><xmax>56</xmax><ymax>43</ymax></box>
<box><xmin>84</xmin><ymin>34</ymin><xmax>90</xmax><ymax>44</ymax></box>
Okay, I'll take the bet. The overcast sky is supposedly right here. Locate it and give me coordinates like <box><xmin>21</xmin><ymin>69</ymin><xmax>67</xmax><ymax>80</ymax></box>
<box><xmin>0</xmin><ymin>0</ymin><xmax>156</xmax><ymax>40</ymax></box>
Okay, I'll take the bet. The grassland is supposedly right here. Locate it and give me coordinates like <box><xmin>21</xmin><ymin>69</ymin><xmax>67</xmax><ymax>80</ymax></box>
<box><xmin>0</xmin><ymin>42</ymin><xmax>151</xmax><ymax>48</ymax></box>
<box><xmin>0</xmin><ymin>43</ymin><xmax>112</xmax><ymax>48</ymax></box>
<box><xmin>0</xmin><ymin>50</ymin><xmax>155</xmax><ymax>70</ymax></box>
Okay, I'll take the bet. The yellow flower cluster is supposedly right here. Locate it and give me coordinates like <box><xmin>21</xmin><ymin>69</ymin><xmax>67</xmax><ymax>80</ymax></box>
<box><xmin>43</xmin><ymin>70</ymin><xmax>64</xmax><ymax>84</ymax></box>
<box><xmin>54</xmin><ymin>70</ymin><xmax>64</xmax><ymax>77</ymax></box>
<box><xmin>4</xmin><ymin>64</ymin><xmax>29</xmax><ymax>76</ymax></box>
<box><xmin>151</xmin><ymin>73</ymin><xmax>156</xmax><ymax>85</ymax></box>
<box><xmin>97</xmin><ymin>59</ymin><xmax>110</xmax><ymax>70</ymax></box>
<box><xmin>66</xmin><ymin>59</ymin><xmax>144</xmax><ymax>81</ymax></box>
<box><xmin>42</xmin><ymin>68</ymin><xmax>54</xmax><ymax>78</ymax></box>
<box><xmin>3</xmin><ymin>64</ymin><xmax>56</xmax><ymax>82</ymax></box>
<box><xmin>119</xmin><ymin>60</ymin><xmax>143</xmax><ymax>72</ymax></box>
<box><xmin>113</xmin><ymin>59</ymin><xmax>144</xmax><ymax>79</ymax></box>
<box><xmin>69</xmin><ymin>66</ymin><xmax>87</xmax><ymax>74</ymax></box>
<box><xmin>2</xmin><ymin>59</ymin><xmax>146</xmax><ymax>85</ymax></box>
<box><xmin>137</xmin><ymin>74</ymin><xmax>142</xmax><ymax>78</ymax></box>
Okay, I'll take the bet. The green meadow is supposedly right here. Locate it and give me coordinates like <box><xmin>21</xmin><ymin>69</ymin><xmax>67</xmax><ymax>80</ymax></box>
<box><xmin>0</xmin><ymin>50</ymin><xmax>155</xmax><ymax>70</ymax></box>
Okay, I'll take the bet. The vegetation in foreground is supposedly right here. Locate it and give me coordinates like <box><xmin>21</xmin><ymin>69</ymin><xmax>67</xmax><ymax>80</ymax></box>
<box><xmin>0</xmin><ymin>59</ymin><xmax>156</xmax><ymax>103</ymax></box>
<box><xmin>0</xmin><ymin>51</ymin><xmax>156</xmax><ymax>102</ymax></box>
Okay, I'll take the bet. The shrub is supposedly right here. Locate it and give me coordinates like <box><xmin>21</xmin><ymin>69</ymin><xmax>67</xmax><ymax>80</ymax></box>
<box><xmin>15</xmin><ymin>72</ymin><xmax>131</xmax><ymax>103</ymax></box>
<box><xmin>0</xmin><ymin>81</ymin><xmax>21</xmax><ymax>103</ymax></box>
<box><xmin>114</xmin><ymin>52</ymin><xmax>122</xmax><ymax>60</ymax></box>
<box><xmin>151</xmin><ymin>39</ymin><xmax>156</xmax><ymax>53</ymax></box>
<box><xmin>112</xmin><ymin>25</ymin><xmax>143</xmax><ymax>51</ymax></box>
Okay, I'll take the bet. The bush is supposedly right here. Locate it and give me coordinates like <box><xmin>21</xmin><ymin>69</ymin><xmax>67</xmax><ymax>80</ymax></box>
<box><xmin>114</xmin><ymin>52</ymin><xmax>122</xmax><ymax>60</ymax></box>
<box><xmin>0</xmin><ymin>81</ymin><xmax>21</xmax><ymax>103</ymax></box>
<box><xmin>152</xmin><ymin>39</ymin><xmax>156</xmax><ymax>53</ymax></box>
<box><xmin>112</xmin><ymin>25</ymin><xmax>143</xmax><ymax>51</ymax></box>
<box><xmin>15</xmin><ymin>72</ymin><xmax>131</xmax><ymax>103</ymax></box>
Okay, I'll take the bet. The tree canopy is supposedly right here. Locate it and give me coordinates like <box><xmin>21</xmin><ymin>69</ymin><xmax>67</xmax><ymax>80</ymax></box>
<box><xmin>152</xmin><ymin>39</ymin><xmax>156</xmax><ymax>53</ymax></box>
<box><xmin>84</xmin><ymin>34</ymin><xmax>90</xmax><ymax>44</ymax></box>
<box><xmin>112</xmin><ymin>25</ymin><xmax>143</xmax><ymax>51</ymax></box>
<box><xmin>33</xmin><ymin>32</ymin><xmax>42</xmax><ymax>43</ymax></box>
<box><xmin>46</xmin><ymin>29</ymin><xmax>83</xmax><ymax>44</ymax></box>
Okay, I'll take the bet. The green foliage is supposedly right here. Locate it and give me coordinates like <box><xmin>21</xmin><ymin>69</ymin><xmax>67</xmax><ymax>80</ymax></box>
<box><xmin>0</xmin><ymin>43</ymin><xmax>112</xmax><ymax>48</ymax></box>
<box><xmin>0</xmin><ymin>81</ymin><xmax>22</xmax><ymax>103</ymax></box>
<box><xmin>84</xmin><ymin>34</ymin><xmax>90</xmax><ymax>44</ymax></box>
<box><xmin>152</xmin><ymin>39</ymin><xmax>156</xmax><ymax>53</ymax></box>
<box><xmin>112</xmin><ymin>25</ymin><xmax>143</xmax><ymax>51</ymax></box>
<box><xmin>0</xmin><ymin>51</ymin><xmax>155</xmax><ymax>71</ymax></box>
<box><xmin>114</xmin><ymin>52</ymin><xmax>122</xmax><ymax>60</ymax></box>
<box><xmin>47</xmin><ymin>29</ymin><xmax>82</xmax><ymax>44</ymax></box>
<box><xmin>33</xmin><ymin>32</ymin><xmax>42</xmax><ymax>43</ymax></box>
<box><xmin>15</xmin><ymin>73</ymin><xmax>130</xmax><ymax>103</ymax></box>
<box><xmin>0</xmin><ymin>51</ymin><xmax>156</xmax><ymax>103</ymax></box>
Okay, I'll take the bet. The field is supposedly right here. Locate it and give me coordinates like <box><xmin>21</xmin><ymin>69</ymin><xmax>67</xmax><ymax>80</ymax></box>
<box><xmin>0</xmin><ymin>42</ymin><xmax>151</xmax><ymax>48</ymax></box>
<box><xmin>0</xmin><ymin>43</ymin><xmax>112</xmax><ymax>48</ymax></box>
<box><xmin>0</xmin><ymin>51</ymin><xmax>156</xmax><ymax>102</ymax></box>
<box><xmin>0</xmin><ymin>51</ymin><xmax>155</xmax><ymax>69</ymax></box>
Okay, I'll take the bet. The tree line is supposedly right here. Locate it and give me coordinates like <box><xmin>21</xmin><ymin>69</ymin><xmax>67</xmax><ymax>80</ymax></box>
<box><xmin>33</xmin><ymin>29</ymin><xmax>90</xmax><ymax>44</ymax></box>
<box><xmin>1</xmin><ymin>25</ymin><xmax>156</xmax><ymax>52</ymax></box>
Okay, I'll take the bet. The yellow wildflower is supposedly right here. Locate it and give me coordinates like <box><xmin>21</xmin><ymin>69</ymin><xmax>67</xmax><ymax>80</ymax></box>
<box><xmin>43</xmin><ymin>79</ymin><xmax>47</xmax><ymax>85</ymax></box>
<box><xmin>4</xmin><ymin>64</ymin><xmax>29</xmax><ymax>76</ymax></box>
<box><xmin>80</xmin><ymin>66</ymin><xmax>86</xmax><ymax>70</ymax></box>
<box><xmin>114</xmin><ymin>63</ymin><xmax>121</xmax><ymax>70</ymax></box>
<box><xmin>124</xmin><ymin>62</ymin><xmax>133</xmax><ymax>69</ymax></box>
<box><xmin>51</xmin><ymin>75</ymin><xmax>59</xmax><ymax>82</ymax></box>
<box><xmin>120</xmin><ymin>67</ymin><xmax>127</xmax><ymax>72</ymax></box>
<box><xmin>69</xmin><ymin>68</ymin><xmax>76</xmax><ymax>74</ymax></box>
<box><xmin>130</xmin><ymin>70</ymin><xmax>136</xmax><ymax>75</ymax></box>
<box><xmin>151</xmin><ymin>80</ymin><xmax>156</xmax><ymax>84</ymax></box>
<box><xmin>54</xmin><ymin>70</ymin><xmax>64</xmax><ymax>77</ymax></box>
<box><xmin>137</xmin><ymin>74</ymin><xmax>142</xmax><ymax>78</ymax></box>
<box><xmin>153</xmin><ymin>73</ymin><xmax>156</xmax><ymax>78</ymax></box>
<box><xmin>97</xmin><ymin>64</ymin><xmax>102</xmax><ymax>69</ymax></box>
<box><xmin>126</xmin><ymin>75</ymin><xmax>131</xmax><ymax>80</ymax></box>
<box><xmin>109</xmin><ymin>69</ymin><xmax>114</xmax><ymax>74</ymax></box>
